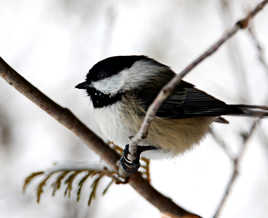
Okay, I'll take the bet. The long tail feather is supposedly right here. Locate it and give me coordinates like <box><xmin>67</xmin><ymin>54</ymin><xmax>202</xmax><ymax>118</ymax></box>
<box><xmin>229</xmin><ymin>104</ymin><xmax>268</xmax><ymax>117</ymax></box>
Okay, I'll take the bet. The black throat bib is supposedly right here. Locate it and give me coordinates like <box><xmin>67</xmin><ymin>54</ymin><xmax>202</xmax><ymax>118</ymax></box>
<box><xmin>86</xmin><ymin>87</ymin><xmax>122</xmax><ymax>108</ymax></box>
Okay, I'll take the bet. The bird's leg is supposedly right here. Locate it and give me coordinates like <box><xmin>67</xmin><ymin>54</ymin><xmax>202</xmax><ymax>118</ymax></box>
<box><xmin>119</xmin><ymin>144</ymin><xmax>157</xmax><ymax>176</ymax></box>
<box><xmin>108</xmin><ymin>141</ymin><xmax>152</xmax><ymax>182</ymax></box>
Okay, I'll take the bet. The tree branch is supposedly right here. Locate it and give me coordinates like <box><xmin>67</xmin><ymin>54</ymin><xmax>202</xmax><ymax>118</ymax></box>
<box><xmin>218</xmin><ymin>0</ymin><xmax>250</xmax><ymax>102</ymax></box>
<box><xmin>0</xmin><ymin>58</ymin><xmax>200</xmax><ymax>218</ymax></box>
<box><xmin>128</xmin><ymin>0</ymin><xmax>268</xmax><ymax>158</ymax></box>
<box><xmin>1</xmin><ymin>1</ymin><xmax>267</xmax><ymax>217</ymax></box>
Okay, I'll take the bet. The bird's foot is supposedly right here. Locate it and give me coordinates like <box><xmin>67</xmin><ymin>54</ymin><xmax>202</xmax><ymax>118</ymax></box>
<box><xmin>119</xmin><ymin>144</ymin><xmax>140</xmax><ymax>175</ymax></box>
<box><xmin>108</xmin><ymin>141</ymin><xmax>153</xmax><ymax>182</ymax></box>
<box><xmin>119</xmin><ymin>144</ymin><xmax>157</xmax><ymax>178</ymax></box>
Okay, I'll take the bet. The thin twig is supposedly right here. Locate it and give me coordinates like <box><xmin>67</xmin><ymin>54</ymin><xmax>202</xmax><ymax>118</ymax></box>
<box><xmin>209</xmin><ymin>128</ymin><xmax>235</xmax><ymax>160</ymax></box>
<box><xmin>219</xmin><ymin>0</ymin><xmax>250</xmax><ymax>102</ymax></box>
<box><xmin>213</xmin><ymin>118</ymin><xmax>261</xmax><ymax>218</ymax></box>
<box><xmin>0</xmin><ymin>58</ymin><xmax>200</xmax><ymax>218</ymax></box>
<box><xmin>247</xmin><ymin>22</ymin><xmax>268</xmax><ymax>162</ymax></box>
<box><xmin>212</xmin><ymin>1</ymin><xmax>256</xmax><ymax>216</ymax></box>
<box><xmin>128</xmin><ymin>0</ymin><xmax>268</xmax><ymax>158</ymax></box>
<box><xmin>248</xmin><ymin>24</ymin><xmax>268</xmax><ymax>75</ymax></box>
<box><xmin>213</xmin><ymin>6</ymin><xmax>268</xmax><ymax>215</ymax></box>
<box><xmin>1</xmin><ymin>1</ymin><xmax>267</xmax><ymax>216</ymax></box>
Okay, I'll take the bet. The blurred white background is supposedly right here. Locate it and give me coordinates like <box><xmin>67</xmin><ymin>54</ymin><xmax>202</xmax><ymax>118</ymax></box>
<box><xmin>1</xmin><ymin>0</ymin><xmax>268</xmax><ymax>217</ymax></box>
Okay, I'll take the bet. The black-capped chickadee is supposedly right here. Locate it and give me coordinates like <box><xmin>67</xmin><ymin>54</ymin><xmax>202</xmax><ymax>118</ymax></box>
<box><xmin>76</xmin><ymin>55</ymin><xmax>268</xmax><ymax>162</ymax></box>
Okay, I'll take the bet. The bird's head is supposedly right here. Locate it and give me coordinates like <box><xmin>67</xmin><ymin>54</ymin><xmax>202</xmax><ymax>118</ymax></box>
<box><xmin>75</xmin><ymin>55</ymin><xmax>169</xmax><ymax>108</ymax></box>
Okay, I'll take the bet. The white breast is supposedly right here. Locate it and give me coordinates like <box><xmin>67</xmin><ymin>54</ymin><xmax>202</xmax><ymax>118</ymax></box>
<box><xmin>92</xmin><ymin>102</ymin><xmax>172</xmax><ymax>159</ymax></box>
<box><xmin>92</xmin><ymin>102</ymin><xmax>135</xmax><ymax>147</ymax></box>
<box><xmin>91</xmin><ymin>99</ymin><xmax>213</xmax><ymax>159</ymax></box>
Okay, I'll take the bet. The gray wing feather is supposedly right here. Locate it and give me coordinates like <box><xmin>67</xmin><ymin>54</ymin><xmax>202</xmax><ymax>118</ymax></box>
<box><xmin>137</xmin><ymin>80</ymin><xmax>231</xmax><ymax>119</ymax></box>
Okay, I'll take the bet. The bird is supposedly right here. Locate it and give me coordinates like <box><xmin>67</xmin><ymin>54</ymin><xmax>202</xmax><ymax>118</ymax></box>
<box><xmin>76</xmin><ymin>55</ymin><xmax>268</xmax><ymax>170</ymax></box>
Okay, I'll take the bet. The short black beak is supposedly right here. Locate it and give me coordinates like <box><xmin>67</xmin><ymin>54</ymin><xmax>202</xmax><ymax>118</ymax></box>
<box><xmin>75</xmin><ymin>81</ymin><xmax>88</xmax><ymax>89</ymax></box>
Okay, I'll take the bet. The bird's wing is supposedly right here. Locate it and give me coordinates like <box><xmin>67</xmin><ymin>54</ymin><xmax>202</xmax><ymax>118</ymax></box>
<box><xmin>137</xmin><ymin>80</ymin><xmax>231</xmax><ymax>119</ymax></box>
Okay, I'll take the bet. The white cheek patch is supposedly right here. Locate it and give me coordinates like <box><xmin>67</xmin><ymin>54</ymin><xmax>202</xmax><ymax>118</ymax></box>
<box><xmin>92</xmin><ymin>72</ymin><xmax>124</xmax><ymax>95</ymax></box>
<box><xmin>92</xmin><ymin>60</ymin><xmax>168</xmax><ymax>95</ymax></box>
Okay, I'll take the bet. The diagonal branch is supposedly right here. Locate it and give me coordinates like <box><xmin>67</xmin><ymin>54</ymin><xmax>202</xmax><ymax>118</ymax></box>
<box><xmin>1</xmin><ymin>1</ymin><xmax>267</xmax><ymax>217</ymax></box>
<box><xmin>0</xmin><ymin>58</ymin><xmax>120</xmax><ymax>169</ymax></box>
<box><xmin>0</xmin><ymin>58</ymin><xmax>200</xmax><ymax>218</ymax></box>
<box><xmin>219</xmin><ymin>0</ymin><xmax>250</xmax><ymax>102</ymax></box>
<box><xmin>128</xmin><ymin>0</ymin><xmax>268</xmax><ymax>159</ymax></box>
<box><xmin>248</xmin><ymin>24</ymin><xmax>268</xmax><ymax>75</ymax></box>
<box><xmin>211</xmin><ymin>1</ymin><xmax>268</xmax><ymax>217</ymax></box>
